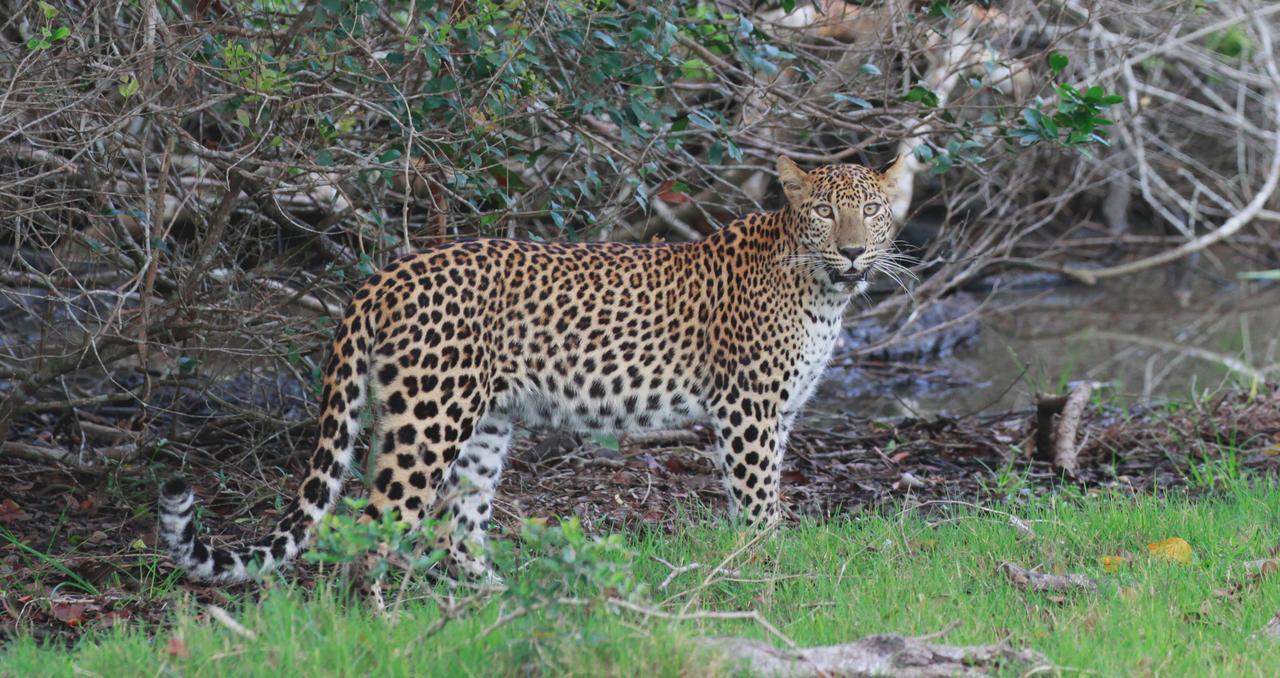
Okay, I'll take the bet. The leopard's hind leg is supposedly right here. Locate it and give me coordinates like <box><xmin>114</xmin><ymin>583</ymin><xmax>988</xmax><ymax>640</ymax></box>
<box><xmin>363</xmin><ymin>352</ymin><xmax>493</xmax><ymax>578</ymax></box>
<box><xmin>438</xmin><ymin>412</ymin><xmax>513</xmax><ymax>581</ymax></box>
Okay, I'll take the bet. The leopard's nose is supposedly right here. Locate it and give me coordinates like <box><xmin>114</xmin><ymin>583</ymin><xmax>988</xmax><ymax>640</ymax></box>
<box><xmin>839</xmin><ymin>247</ymin><xmax>866</xmax><ymax>265</ymax></box>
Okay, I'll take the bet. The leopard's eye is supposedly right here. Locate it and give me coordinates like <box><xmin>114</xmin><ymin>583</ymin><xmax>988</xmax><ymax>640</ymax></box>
<box><xmin>862</xmin><ymin>202</ymin><xmax>882</xmax><ymax>217</ymax></box>
<box><xmin>814</xmin><ymin>204</ymin><xmax>834</xmax><ymax>219</ymax></box>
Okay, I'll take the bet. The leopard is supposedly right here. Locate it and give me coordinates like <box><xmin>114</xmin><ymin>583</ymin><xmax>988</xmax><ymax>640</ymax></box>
<box><xmin>158</xmin><ymin>155</ymin><xmax>911</xmax><ymax>583</ymax></box>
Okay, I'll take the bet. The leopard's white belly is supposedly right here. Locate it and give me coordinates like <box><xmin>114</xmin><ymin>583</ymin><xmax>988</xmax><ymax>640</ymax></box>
<box><xmin>785</xmin><ymin>291</ymin><xmax>852</xmax><ymax>415</ymax></box>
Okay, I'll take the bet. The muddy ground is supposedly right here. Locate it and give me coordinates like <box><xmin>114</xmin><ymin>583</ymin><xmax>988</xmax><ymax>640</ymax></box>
<box><xmin>2</xmin><ymin>387</ymin><xmax>1279</xmax><ymax>644</ymax></box>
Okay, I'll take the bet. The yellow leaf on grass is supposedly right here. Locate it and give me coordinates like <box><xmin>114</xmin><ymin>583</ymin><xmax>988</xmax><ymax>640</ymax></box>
<box><xmin>1147</xmin><ymin>537</ymin><xmax>1193</xmax><ymax>564</ymax></box>
<box><xmin>1101</xmin><ymin>555</ymin><xmax>1128</xmax><ymax>573</ymax></box>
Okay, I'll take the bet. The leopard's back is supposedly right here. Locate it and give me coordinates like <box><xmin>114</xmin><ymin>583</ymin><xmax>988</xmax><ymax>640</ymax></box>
<box><xmin>400</xmin><ymin>238</ymin><xmax>715</xmax><ymax>433</ymax></box>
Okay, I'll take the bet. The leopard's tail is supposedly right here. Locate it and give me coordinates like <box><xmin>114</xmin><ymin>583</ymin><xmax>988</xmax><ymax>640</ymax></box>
<box><xmin>158</xmin><ymin>292</ymin><xmax>376</xmax><ymax>583</ymax></box>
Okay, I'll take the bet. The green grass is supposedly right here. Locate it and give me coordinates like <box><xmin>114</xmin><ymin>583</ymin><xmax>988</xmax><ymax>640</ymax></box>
<box><xmin>4</xmin><ymin>486</ymin><xmax>1280</xmax><ymax>676</ymax></box>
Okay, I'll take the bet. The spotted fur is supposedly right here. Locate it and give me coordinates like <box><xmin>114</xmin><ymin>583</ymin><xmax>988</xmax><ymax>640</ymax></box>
<box><xmin>158</xmin><ymin>156</ymin><xmax>910</xmax><ymax>583</ymax></box>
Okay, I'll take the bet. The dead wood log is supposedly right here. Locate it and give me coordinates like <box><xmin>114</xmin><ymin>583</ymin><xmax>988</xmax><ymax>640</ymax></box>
<box><xmin>1033</xmin><ymin>382</ymin><xmax>1094</xmax><ymax>473</ymax></box>
<box><xmin>1033</xmin><ymin>394</ymin><xmax>1067</xmax><ymax>462</ymax></box>
<box><xmin>1</xmin><ymin>441</ymin><xmax>84</xmax><ymax>466</ymax></box>
<box><xmin>1</xmin><ymin>441</ymin><xmax>139</xmax><ymax>468</ymax></box>
<box><xmin>700</xmin><ymin>633</ymin><xmax>1048</xmax><ymax>677</ymax></box>
<box><xmin>999</xmin><ymin>561</ymin><xmax>1098</xmax><ymax>594</ymax></box>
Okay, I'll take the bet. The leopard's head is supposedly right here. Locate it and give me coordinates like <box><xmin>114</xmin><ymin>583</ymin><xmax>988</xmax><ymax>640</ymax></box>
<box><xmin>776</xmin><ymin>155</ymin><xmax>911</xmax><ymax>293</ymax></box>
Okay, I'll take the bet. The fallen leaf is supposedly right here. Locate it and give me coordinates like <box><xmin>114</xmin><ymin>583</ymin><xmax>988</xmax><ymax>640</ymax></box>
<box><xmin>1101</xmin><ymin>555</ymin><xmax>1127</xmax><ymax>573</ymax></box>
<box><xmin>782</xmin><ymin>470</ymin><xmax>808</xmax><ymax>484</ymax></box>
<box><xmin>663</xmin><ymin>456</ymin><xmax>689</xmax><ymax>474</ymax></box>
<box><xmin>1242</xmin><ymin>559</ymin><xmax>1279</xmax><ymax>578</ymax></box>
<box><xmin>51</xmin><ymin>602</ymin><xmax>87</xmax><ymax>626</ymax></box>
<box><xmin>0</xmin><ymin>499</ymin><xmax>29</xmax><ymax>524</ymax></box>
<box><xmin>100</xmin><ymin>609</ymin><xmax>131</xmax><ymax>627</ymax></box>
<box><xmin>167</xmin><ymin>636</ymin><xmax>191</xmax><ymax>659</ymax></box>
<box><xmin>1147</xmin><ymin>537</ymin><xmax>1193</xmax><ymax>564</ymax></box>
<box><xmin>656</xmin><ymin>179</ymin><xmax>691</xmax><ymax>205</ymax></box>
<box><xmin>897</xmin><ymin>471</ymin><xmax>926</xmax><ymax>489</ymax></box>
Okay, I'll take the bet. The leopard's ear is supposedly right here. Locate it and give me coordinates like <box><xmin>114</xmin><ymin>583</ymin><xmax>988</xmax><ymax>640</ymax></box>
<box><xmin>880</xmin><ymin>154</ymin><xmax>911</xmax><ymax>202</ymax></box>
<box><xmin>875</xmin><ymin>154</ymin><xmax>916</xmax><ymax>222</ymax></box>
<box><xmin>776</xmin><ymin>155</ymin><xmax>811</xmax><ymax>205</ymax></box>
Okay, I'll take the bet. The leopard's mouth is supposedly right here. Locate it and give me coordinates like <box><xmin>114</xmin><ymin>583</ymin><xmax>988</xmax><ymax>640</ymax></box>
<box><xmin>830</xmin><ymin>267</ymin><xmax>870</xmax><ymax>285</ymax></box>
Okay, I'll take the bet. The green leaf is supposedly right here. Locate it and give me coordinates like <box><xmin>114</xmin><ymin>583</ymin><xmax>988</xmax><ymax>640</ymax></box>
<box><xmin>591</xmin><ymin>434</ymin><xmax>620</xmax><ymax>451</ymax></box>
<box><xmin>1238</xmin><ymin>269</ymin><xmax>1280</xmax><ymax>280</ymax></box>
<box><xmin>117</xmin><ymin>76</ymin><xmax>140</xmax><ymax>98</ymax></box>
<box><xmin>904</xmin><ymin>85</ymin><xmax>939</xmax><ymax>107</ymax></box>
<box><xmin>316</xmin><ymin>149</ymin><xmax>334</xmax><ymax>167</ymax></box>
<box><xmin>927</xmin><ymin>1</ymin><xmax>955</xmax><ymax>19</ymax></box>
<box><xmin>708</xmin><ymin>141</ymin><xmax>724</xmax><ymax>165</ymax></box>
<box><xmin>38</xmin><ymin>1</ymin><xmax>57</xmax><ymax>19</ymax></box>
<box><xmin>782</xmin><ymin>0</ymin><xmax>796</xmax><ymax>12</ymax></box>
<box><xmin>1022</xmin><ymin>108</ymin><xmax>1042</xmax><ymax>130</ymax></box>
<box><xmin>235</xmin><ymin>108</ymin><xmax>251</xmax><ymax>128</ymax></box>
<box><xmin>832</xmin><ymin>93</ymin><xmax>872</xmax><ymax>109</ymax></box>
<box><xmin>1039</xmin><ymin>115</ymin><xmax>1059</xmax><ymax>140</ymax></box>
<box><xmin>357</xmin><ymin>254</ymin><xmax>376</xmax><ymax>277</ymax></box>
<box><xmin>592</xmin><ymin>30</ymin><xmax>617</xmax><ymax>48</ymax></box>
<box><xmin>50</xmin><ymin>25</ymin><xmax>69</xmax><ymax>41</ymax></box>
<box><xmin>177</xmin><ymin>356</ymin><xmax>199</xmax><ymax>376</ymax></box>
<box><xmin>679</xmin><ymin>57</ymin><xmax>712</xmax><ymax>80</ymax></box>
<box><xmin>687</xmin><ymin>110</ymin><xmax>718</xmax><ymax>131</ymax></box>
<box><xmin>1048</xmin><ymin>52</ymin><xmax>1069</xmax><ymax>75</ymax></box>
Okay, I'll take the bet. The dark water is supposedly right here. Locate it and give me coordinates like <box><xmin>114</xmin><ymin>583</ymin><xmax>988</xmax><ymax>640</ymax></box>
<box><xmin>815</xmin><ymin>265</ymin><xmax>1280</xmax><ymax>419</ymax></box>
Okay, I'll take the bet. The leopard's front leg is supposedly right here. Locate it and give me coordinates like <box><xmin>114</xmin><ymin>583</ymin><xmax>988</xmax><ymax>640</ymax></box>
<box><xmin>713</xmin><ymin>391</ymin><xmax>785</xmax><ymax>526</ymax></box>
